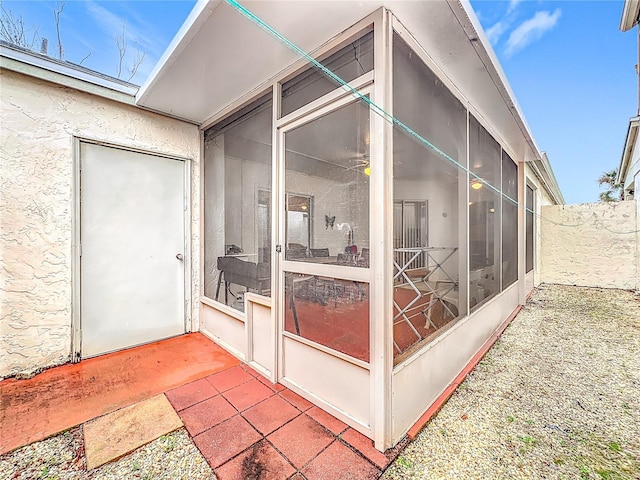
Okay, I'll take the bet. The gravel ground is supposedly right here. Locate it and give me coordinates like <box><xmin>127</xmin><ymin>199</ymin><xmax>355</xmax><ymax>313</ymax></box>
<box><xmin>383</xmin><ymin>284</ymin><xmax>640</xmax><ymax>480</ymax></box>
<box><xmin>1</xmin><ymin>284</ymin><xmax>638</xmax><ymax>480</ymax></box>
<box><xmin>0</xmin><ymin>427</ymin><xmax>214</xmax><ymax>480</ymax></box>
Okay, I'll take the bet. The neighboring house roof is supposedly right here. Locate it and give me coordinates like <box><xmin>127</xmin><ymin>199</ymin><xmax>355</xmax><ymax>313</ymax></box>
<box><xmin>0</xmin><ymin>40</ymin><xmax>138</xmax><ymax>104</ymax></box>
<box><xmin>618</xmin><ymin>0</ymin><xmax>639</xmax><ymax>195</ymax></box>
<box><xmin>620</xmin><ymin>0</ymin><xmax>640</xmax><ymax>31</ymax></box>
<box><xmin>617</xmin><ymin>116</ymin><xmax>640</xmax><ymax>188</ymax></box>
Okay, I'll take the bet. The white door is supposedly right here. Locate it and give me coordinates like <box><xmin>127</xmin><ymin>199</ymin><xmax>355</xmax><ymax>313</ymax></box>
<box><xmin>80</xmin><ymin>142</ymin><xmax>186</xmax><ymax>358</ymax></box>
<box><xmin>276</xmin><ymin>94</ymin><xmax>373</xmax><ymax>428</ymax></box>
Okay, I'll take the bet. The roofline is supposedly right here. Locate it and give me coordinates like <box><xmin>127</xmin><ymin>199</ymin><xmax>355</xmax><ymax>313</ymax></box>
<box><xmin>618</xmin><ymin>116</ymin><xmax>640</xmax><ymax>184</ymax></box>
<box><xmin>0</xmin><ymin>41</ymin><xmax>138</xmax><ymax>103</ymax></box>
<box><xmin>136</xmin><ymin>0</ymin><xmax>220</xmax><ymax>107</ymax></box>
<box><xmin>526</xmin><ymin>155</ymin><xmax>563</xmax><ymax>205</ymax></box>
<box><xmin>455</xmin><ymin>1</ymin><xmax>545</xmax><ymax>162</ymax></box>
<box><xmin>454</xmin><ymin>1</ymin><xmax>563</xmax><ymax>204</ymax></box>
<box><xmin>620</xmin><ymin>0</ymin><xmax>640</xmax><ymax>31</ymax></box>
<box><xmin>540</xmin><ymin>152</ymin><xmax>565</xmax><ymax>204</ymax></box>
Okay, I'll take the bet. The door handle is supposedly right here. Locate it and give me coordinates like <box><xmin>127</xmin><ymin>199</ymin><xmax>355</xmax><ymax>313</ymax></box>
<box><xmin>176</xmin><ymin>253</ymin><xmax>184</xmax><ymax>261</ymax></box>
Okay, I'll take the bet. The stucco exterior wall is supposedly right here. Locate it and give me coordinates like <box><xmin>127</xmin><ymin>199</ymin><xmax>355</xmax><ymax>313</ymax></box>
<box><xmin>0</xmin><ymin>69</ymin><xmax>200</xmax><ymax>379</ymax></box>
<box><xmin>540</xmin><ymin>201</ymin><xmax>638</xmax><ymax>291</ymax></box>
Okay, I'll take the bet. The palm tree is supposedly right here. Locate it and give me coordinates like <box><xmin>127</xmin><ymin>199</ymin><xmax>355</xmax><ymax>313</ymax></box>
<box><xmin>597</xmin><ymin>169</ymin><xmax>623</xmax><ymax>202</ymax></box>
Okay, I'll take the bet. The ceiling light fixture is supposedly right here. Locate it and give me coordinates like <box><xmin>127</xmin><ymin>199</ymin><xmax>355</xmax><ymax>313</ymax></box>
<box><xmin>471</xmin><ymin>180</ymin><xmax>483</xmax><ymax>190</ymax></box>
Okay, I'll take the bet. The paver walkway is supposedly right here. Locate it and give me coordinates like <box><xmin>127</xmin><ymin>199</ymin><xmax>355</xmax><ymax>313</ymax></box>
<box><xmin>0</xmin><ymin>333</ymin><xmax>238</xmax><ymax>454</ymax></box>
<box><xmin>166</xmin><ymin>363</ymin><xmax>397</xmax><ymax>479</ymax></box>
<box><xmin>1</xmin><ymin>333</ymin><xmax>400</xmax><ymax>479</ymax></box>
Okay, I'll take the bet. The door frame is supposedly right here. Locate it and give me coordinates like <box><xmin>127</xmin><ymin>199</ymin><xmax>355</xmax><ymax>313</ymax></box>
<box><xmin>274</xmin><ymin>88</ymin><xmax>374</xmax><ymax>380</ymax></box>
<box><xmin>71</xmin><ymin>137</ymin><xmax>192</xmax><ymax>362</ymax></box>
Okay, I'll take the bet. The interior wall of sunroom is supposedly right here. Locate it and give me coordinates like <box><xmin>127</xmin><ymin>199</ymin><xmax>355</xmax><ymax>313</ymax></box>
<box><xmin>283</xmin><ymin>99</ymin><xmax>371</xmax><ymax>259</ymax></box>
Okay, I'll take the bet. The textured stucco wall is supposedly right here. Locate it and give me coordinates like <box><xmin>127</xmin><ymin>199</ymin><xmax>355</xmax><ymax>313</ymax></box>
<box><xmin>0</xmin><ymin>69</ymin><xmax>200</xmax><ymax>379</ymax></box>
<box><xmin>540</xmin><ymin>201</ymin><xmax>638</xmax><ymax>291</ymax></box>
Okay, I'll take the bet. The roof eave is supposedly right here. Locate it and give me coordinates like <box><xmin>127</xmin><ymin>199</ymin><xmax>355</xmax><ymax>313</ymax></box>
<box><xmin>455</xmin><ymin>0</ymin><xmax>544</xmax><ymax>163</ymax></box>
<box><xmin>540</xmin><ymin>152</ymin><xmax>565</xmax><ymax>204</ymax></box>
<box><xmin>455</xmin><ymin>0</ymin><xmax>563</xmax><ymax>205</ymax></box>
<box><xmin>136</xmin><ymin>0</ymin><xmax>222</xmax><ymax>107</ymax></box>
<box><xmin>0</xmin><ymin>41</ymin><xmax>138</xmax><ymax>104</ymax></box>
<box><xmin>620</xmin><ymin>0</ymin><xmax>640</xmax><ymax>31</ymax></box>
<box><xmin>618</xmin><ymin>116</ymin><xmax>640</xmax><ymax>184</ymax></box>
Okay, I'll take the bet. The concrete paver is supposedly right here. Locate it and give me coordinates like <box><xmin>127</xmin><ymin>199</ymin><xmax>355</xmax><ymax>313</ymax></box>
<box><xmin>83</xmin><ymin>394</ymin><xmax>182</xmax><ymax>469</ymax></box>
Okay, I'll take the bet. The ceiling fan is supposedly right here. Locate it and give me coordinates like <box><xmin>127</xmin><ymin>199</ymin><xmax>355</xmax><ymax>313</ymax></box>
<box><xmin>344</xmin><ymin>152</ymin><xmax>371</xmax><ymax>176</ymax></box>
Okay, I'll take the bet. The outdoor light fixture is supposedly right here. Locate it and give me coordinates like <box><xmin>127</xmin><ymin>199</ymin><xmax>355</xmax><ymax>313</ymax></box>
<box><xmin>364</xmin><ymin>165</ymin><xmax>371</xmax><ymax>176</ymax></box>
<box><xmin>471</xmin><ymin>180</ymin><xmax>483</xmax><ymax>190</ymax></box>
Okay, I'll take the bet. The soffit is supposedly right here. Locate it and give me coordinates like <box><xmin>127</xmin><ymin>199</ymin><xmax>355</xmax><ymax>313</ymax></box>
<box><xmin>620</xmin><ymin>0</ymin><xmax>640</xmax><ymax>31</ymax></box>
<box><xmin>618</xmin><ymin>116</ymin><xmax>640</xmax><ymax>185</ymax></box>
<box><xmin>136</xmin><ymin>0</ymin><xmax>384</xmax><ymax>122</ymax></box>
<box><xmin>137</xmin><ymin>0</ymin><xmax>545</xmax><ymax>169</ymax></box>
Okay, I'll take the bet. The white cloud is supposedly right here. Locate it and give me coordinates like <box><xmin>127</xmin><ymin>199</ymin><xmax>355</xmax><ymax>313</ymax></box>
<box><xmin>505</xmin><ymin>9</ymin><xmax>562</xmax><ymax>57</ymax></box>
<box><xmin>85</xmin><ymin>2</ymin><xmax>133</xmax><ymax>38</ymax></box>
<box><xmin>84</xmin><ymin>2</ymin><xmax>165</xmax><ymax>55</ymax></box>
<box><xmin>507</xmin><ymin>0</ymin><xmax>522</xmax><ymax>15</ymax></box>
<box><xmin>486</xmin><ymin>21</ymin><xmax>508</xmax><ymax>45</ymax></box>
<box><xmin>478</xmin><ymin>0</ymin><xmax>522</xmax><ymax>47</ymax></box>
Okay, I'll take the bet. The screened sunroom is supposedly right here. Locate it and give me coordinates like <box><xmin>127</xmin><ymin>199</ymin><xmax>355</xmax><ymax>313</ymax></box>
<box><xmin>137</xmin><ymin>1</ymin><xmax>552</xmax><ymax>451</ymax></box>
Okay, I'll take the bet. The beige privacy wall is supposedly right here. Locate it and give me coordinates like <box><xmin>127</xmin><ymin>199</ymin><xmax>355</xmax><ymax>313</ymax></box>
<box><xmin>0</xmin><ymin>69</ymin><xmax>200</xmax><ymax>379</ymax></box>
<box><xmin>540</xmin><ymin>201</ymin><xmax>639</xmax><ymax>290</ymax></box>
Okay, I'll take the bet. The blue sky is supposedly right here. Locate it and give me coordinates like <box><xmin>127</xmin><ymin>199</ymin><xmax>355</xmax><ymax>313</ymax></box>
<box><xmin>470</xmin><ymin>0</ymin><xmax>635</xmax><ymax>204</ymax></box>
<box><xmin>1</xmin><ymin>0</ymin><xmax>635</xmax><ymax>204</ymax></box>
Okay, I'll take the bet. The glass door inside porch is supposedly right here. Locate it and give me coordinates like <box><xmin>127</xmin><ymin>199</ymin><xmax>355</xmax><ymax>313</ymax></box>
<box><xmin>279</xmin><ymin>97</ymin><xmax>371</xmax><ymax>364</ymax></box>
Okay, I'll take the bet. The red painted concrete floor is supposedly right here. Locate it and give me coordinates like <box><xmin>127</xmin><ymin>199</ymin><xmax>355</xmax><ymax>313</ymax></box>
<box><xmin>0</xmin><ymin>333</ymin><xmax>239</xmax><ymax>455</ymax></box>
<box><xmin>1</xmin><ymin>333</ymin><xmax>403</xmax><ymax>479</ymax></box>
<box><xmin>166</xmin><ymin>363</ymin><xmax>401</xmax><ymax>479</ymax></box>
